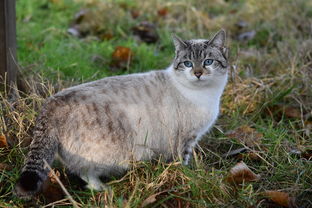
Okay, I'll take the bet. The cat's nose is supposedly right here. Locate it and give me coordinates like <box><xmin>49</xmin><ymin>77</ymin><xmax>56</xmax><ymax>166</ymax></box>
<box><xmin>194</xmin><ymin>71</ymin><xmax>203</xmax><ymax>79</ymax></box>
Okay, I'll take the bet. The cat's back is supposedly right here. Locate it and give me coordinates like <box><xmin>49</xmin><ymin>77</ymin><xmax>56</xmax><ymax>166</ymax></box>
<box><xmin>52</xmin><ymin>70</ymin><xmax>169</xmax><ymax>104</ymax></box>
<box><xmin>39</xmin><ymin>70</ymin><xmax>172</xmax><ymax>127</ymax></box>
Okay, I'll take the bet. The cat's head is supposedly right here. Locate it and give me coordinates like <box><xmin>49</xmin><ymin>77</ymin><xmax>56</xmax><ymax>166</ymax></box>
<box><xmin>171</xmin><ymin>30</ymin><xmax>229</xmax><ymax>88</ymax></box>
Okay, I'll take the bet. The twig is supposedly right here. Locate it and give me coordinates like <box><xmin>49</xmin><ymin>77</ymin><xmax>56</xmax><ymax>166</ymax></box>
<box><xmin>41</xmin><ymin>198</ymin><xmax>73</xmax><ymax>208</ymax></box>
<box><xmin>43</xmin><ymin>159</ymin><xmax>80</xmax><ymax>208</ymax></box>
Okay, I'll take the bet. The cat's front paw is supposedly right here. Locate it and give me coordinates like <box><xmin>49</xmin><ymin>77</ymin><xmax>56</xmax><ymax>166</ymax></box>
<box><xmin>85</xmin><ymin>180</ymin><xmax>109</xmax><ymax>191</ymax></box>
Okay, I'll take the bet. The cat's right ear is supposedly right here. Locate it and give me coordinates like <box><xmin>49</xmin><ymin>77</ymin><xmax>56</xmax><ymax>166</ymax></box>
<box><xmin>172</xmin><ymin>34</ymin><xmax>188</xmax><ymax>51</ymax></box>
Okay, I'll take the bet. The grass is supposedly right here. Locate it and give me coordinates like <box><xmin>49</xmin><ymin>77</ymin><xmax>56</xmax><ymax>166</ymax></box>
<box><xmin>0</xmin><ymin>0</ymin><xmax>312</xmax><ymax>207</ymax></box>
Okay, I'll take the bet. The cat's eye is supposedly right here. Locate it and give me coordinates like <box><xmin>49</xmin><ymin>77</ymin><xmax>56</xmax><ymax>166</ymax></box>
<box><xmin>184</xmin><ymin>61</ymin><xmax>193</xmax><ymax>68</ymax></box>
<box><xmin>204</xmin><ymin>59</ymin><xmax>214</xmax><ymax>66</ymax></box>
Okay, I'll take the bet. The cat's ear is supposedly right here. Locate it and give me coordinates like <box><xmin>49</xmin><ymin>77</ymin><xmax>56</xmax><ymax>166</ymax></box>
<box><xmin>172</xmin><ymin>34</ymin><xmax>188</xmax><ymax>51</ymax></box>
<box><xmin>209</xmin><ymin>29</ymin><xmax>226</xmax><ymax>47</ymax></box>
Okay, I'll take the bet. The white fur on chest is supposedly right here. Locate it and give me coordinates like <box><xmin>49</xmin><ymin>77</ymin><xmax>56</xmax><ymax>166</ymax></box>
<box><xmin>167</xmin><ymin>66</ymin><xmax>227</xmax><ymax>139</ymax></box>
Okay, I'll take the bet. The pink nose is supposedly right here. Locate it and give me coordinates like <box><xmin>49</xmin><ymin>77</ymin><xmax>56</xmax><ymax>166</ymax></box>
<box><xmin>194</xmin><ymin>71</ymin><xmax>203</xmax><ymax>79</ymax></box>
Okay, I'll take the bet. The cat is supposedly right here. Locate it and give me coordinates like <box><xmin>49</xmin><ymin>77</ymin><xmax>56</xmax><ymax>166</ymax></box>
<box><xmin>15</xmin><ymin>30</ymin><xmax>229</xmax><ymax>198</ymax></box>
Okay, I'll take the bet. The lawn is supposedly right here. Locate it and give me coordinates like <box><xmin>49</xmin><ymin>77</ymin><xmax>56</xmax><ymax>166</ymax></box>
<box><xmin>0</xmin><ymin>0</ymin><xmax>311</xmax><ymax>207</ymax></box>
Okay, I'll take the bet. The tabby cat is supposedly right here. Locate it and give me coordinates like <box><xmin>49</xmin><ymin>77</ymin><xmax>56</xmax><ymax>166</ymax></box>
<box><xmin>15</xmin><ymin>30</ymin><xmax>229</xmax><ymax>198</ymax></box>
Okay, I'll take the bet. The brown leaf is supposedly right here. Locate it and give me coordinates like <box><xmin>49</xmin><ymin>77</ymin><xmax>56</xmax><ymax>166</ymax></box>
<box><xmin>42</xmin><ymin>170</ymin><xmax>64</xmax><ymax>203</ymax></box>
<box><xmin>141</xmin><ymin>190</ymin><xmax>168</xmax><ymax>207</ymax></box>
<box><xmin>267</xmin><ymin>105</ymin><xmax>302</xmax><ymax>120</ymax></box>
<box><xmin>112</xmin><ymin>46</ymin><xmax>133</xmax><ymax>62</ymax></box>
<box><xmin>284</xmin><ymin>107</ymin><xmax>301</xmax><ymax>119</ymax></box>
<box><xmin>99</xmin><ymin>33</ymin><xmax>113</xmax><ymax>41</ymax></box>
<box><xmin>226</xmin><ymin>125</ymin><xmax>263</xmax><ymax>148</ymax></box>
<box><xmin>157</xmin><ymin>8</ymin><xmax>168</xmax><ymax>17</ymax></box>
<box><xmin>262</xmin><ymin>191</ymin><xmax>296</xmax><ymax>207</ymax></box>
<box><xmin>131</xmin><ymin>10</ymin><xmax>140</xmax><ymax>19</ymax></box>
<box><xmin>0</xmin><ymin>135</ymin><xmax>8</xmax><ymax>148</ymax></box>
<box><xmin>0</xmin><ymin>163</ymin><xmax>13</xmax><ymax>171</ymax></box>
<box><xmin>48</xmin><ymin>169</ymin><xmax>61</xmax><ymax>184</ymax></box>
<box><xmin>110</xmin><ymin>46</ymin><xmax>133</xmax><ymax>70</ymax></box>
<box><xmin>301</xmin><ymin>149</ymin><xmax>312</xmax><ymax>160</ymax></box>
<box><xmin>226</xmin><ymin>161</ymin><xmax>260</xmax><ymax>185</ymax></box>
<box><xmin>132</xmin><ymin>21</ymin><xmax>159</xmax><ymax>44</ymax></box>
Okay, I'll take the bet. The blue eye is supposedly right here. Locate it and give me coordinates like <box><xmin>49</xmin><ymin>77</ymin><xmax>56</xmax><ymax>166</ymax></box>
<box><xmin>184</xmin><ymin>61</ymin><xmax>193</xmax><ymax>68</ymax></box>
<box><xmin>204</xmin><ymin>59</ymin><xmax>214</xmax><ymax>66</ymax></box>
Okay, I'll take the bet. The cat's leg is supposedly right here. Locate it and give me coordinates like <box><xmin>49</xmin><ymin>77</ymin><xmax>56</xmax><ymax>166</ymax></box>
<box><xmin>80</xmin><ymin>171</ymin><xmax>108</xmax><ymax>191</ymax></box>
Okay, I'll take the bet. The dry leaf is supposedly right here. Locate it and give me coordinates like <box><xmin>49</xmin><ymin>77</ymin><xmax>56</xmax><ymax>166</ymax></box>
<box><xmin>112</xmin><ymin>46</ymin><xmax>133</xmax><ymax>62</ymax></box>
<box><xmin>262</xmin><ymin>191</ymin><xmax>296</xmax><ymax>207</ymax></box>
<box><xmin>42</xmin><ymin>170</ymin><xmax>64</xmax><ymax>203</ymax></box>
<box><xmin>301</xmin><ymin>149</ymin><xmax>312</xmax><ymax>161</ymax></box>
<box><xmin>157</xmin><ymin>8</ymin><xmax>168</xmax><ymax>17</ymax></box>
<box><xmin>141</xmin><ymin>190</ymin><xmax>168</xmax><ymax>207</ymax></box>
<box><xmin>226</xmin><ymin>125</ymin><xmax>263</xmax><ymax>148</ymax></box>
<box><xmin>226</xmin><ymin>161</ymin><xmax>260</xmax><ymax>185</ymax></box>
<box><xmin>99</xmin><ymin>33</ymin><xmax>113</xmax><ymax>41</ymax></box>
<box><xmin>0</xmin><ymin>135</ymin><xmax>8</xmax><ymax>148</ymax></box>
<box><xmin>284</xmin><ymin>107</ymin><xmax>301</xmax><ymax>119</ymax></box>
<box><xmin>48</xmin><ymin>169</ymin><xmax>61</xmax><ymax>184</ymax></box>
<box><xmin>110</xmin><ymin>46</ymin><xmax>133</xmax><ymax>70</ymax></box>
<box><xmin>131</xmin><ymin>10</ymin><xmax>140</xmax><ymax>19</ymax></box>
<box><xmin>132</xmin><ymin>21</ymin><xmax>159</xmax><ymax>44</ymax></box>
<box><xmin>267</xmin><ymin>105</ymin><xmax>302</xmax><ymax>120</ymax></box>
<box><xmin>0</xmin><ymin>163</ymin><xmax>13</xmax><ymax>171</ymax></box>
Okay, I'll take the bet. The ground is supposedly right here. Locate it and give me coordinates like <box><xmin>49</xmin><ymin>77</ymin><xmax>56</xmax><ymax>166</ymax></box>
<box><xmin>0</xmin><ymin>0</ymin><xmax>311</xmax><ymax>207</ymax></box>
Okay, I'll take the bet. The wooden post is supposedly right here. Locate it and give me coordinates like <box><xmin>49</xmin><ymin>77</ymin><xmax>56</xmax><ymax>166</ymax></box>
<box><xmin>0</xmin><ymin>0</ymin><xmax>17</xmax><ymax>89</ymax></box>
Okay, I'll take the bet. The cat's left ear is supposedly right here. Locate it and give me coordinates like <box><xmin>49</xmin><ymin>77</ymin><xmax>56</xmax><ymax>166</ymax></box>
<box><xmin>172</xmin><ymin>34</ymin><xmax>188</xmax><ymax>51</ymax></box>
<box><xmin>209</xmin><ymin>29</ymin><xmax>226</xmax><ymax>48</ymax></box>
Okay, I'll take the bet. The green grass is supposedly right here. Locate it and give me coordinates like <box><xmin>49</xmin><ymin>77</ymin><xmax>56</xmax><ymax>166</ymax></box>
<box><xmin>0</xmin><ymin>0</ymin><xmax>311</xmax><ymax>207</ymax></box>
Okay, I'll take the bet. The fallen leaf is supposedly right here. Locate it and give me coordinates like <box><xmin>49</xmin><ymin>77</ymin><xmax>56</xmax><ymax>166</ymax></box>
<box><xmin>266</xmin><ymin>105</ymin><xmax>302</xmax><ymax>120</ymax></box>
<box><xmin>284</xmin><ymin>107</ymin><xmax>301</xmax><ymax>119</ymax></box>
<box><xmin>226</xmin><ymin>161</ymin><xmax>260</xmax><ymax>185</ymax></box>
<box><xmin>141</xmin><ymin>190</ymin><xmax>168</xmax><ymax>207</ymax></box>
<box><xmin>42</xmin><ymin>169</ymin><xmax>64</xmax><ymax>203</ymax></box>
<box><xmin>132</xmin><ymin>21</ymin><xmax>159</xmax><ymax>44</ymax></box>
<box><xmin>99</xmin><ymin>33</ymin><xmax>113</xmax><ymax>41</ymax></box>
<box><xmin>226</xmin><ymin>125</ymin><xmax>263</xmax><ymax>148</ymax></box>
<box><xmin>112</xmin><ymin>46</ymin><xmax>133</xmax><ymax>62</ymax></box>
<box><xmin>157</xmin><ymin>7</ymin><xmax>168</xmax><ymax>17</ymax></box>
<box><xmin>0</xmin><ymin>163</ymin><xmax>13</xmax><ymax>171</ymax></box>
<box><xmin>301</xmin><ymin>149</ymin><xmax>312</xmax><ymax>160</ymax></box>
<box><xmin>0</xmin><ymin>135</ymin><xmax>8</xmax><ymax>148</ymax></box>
<box><xmin>48</xmin><ymin>169</ymin><xmax>61</xmax><ymax>184</ymax></box>
<box><xmin>131</xmin><ymin>10</ymin><xmax>140</xmax><ymax>19</ymax></box>
<box><xmin>110</xmin><ymin>46</ymin><xmax>133</xmax><ymax>70</ymax></box>
<box><xmin>42</xmin><ymin>183</ymin><xmax>64</xmax><ymax>203</ymax></box>
<box><xmin>262</xmin><ymin>191</ymin><xmax>296</xmax><ymax>208</ymax></box>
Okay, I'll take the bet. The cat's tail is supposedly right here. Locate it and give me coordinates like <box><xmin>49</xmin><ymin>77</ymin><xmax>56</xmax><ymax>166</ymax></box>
<box><xmin>14</xmin><ymin>106</ymin><xmax>59</xmax><ymax>199</ymax></box>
